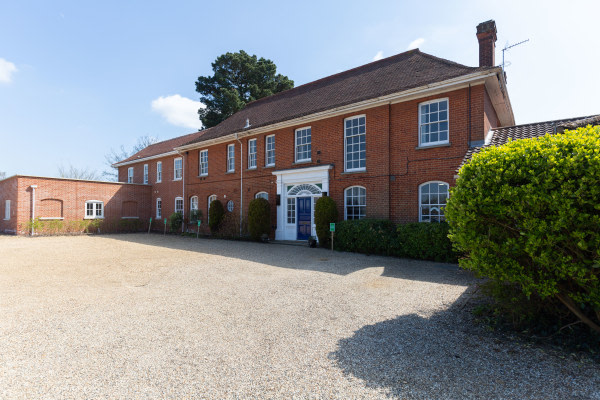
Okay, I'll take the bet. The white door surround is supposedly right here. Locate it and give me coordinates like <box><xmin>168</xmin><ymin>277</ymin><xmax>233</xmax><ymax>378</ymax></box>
<box><xmin>272</xmin><ymin>164</ymin><xmax>332</xmax><ymax>241</ymax></box>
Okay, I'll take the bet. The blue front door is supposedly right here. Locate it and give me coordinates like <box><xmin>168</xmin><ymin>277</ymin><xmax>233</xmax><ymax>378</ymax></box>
<box><xmin>297</xmin><ymin>197</ymin><xmax>311</xmax><ymax>240</ymax></box>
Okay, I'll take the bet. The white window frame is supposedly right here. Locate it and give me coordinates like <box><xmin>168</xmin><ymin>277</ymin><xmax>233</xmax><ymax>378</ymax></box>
<box><xmin>174</xmin><ymin>157</ymin><xmax>183</xmax><ymax>181</ymax></box>
<box><xmin>208</xmin><ymin>194</ymin><xmax>217</xmax><ymax>223</ymax></box>
<box><xmin>175</xmin><ymin>197</ymin><xmax>184</xmax><ymax>214</ymax></box>
<box><xmin>295</xmin><ymin>126</ymin><xmax>312</xmax><ymax>163</ymax></box>
<box><xmin>226</xmin><ymin>200</ymin><xmax>234</xmax><ymax>212</ymax></box>
<box><xmin>248</xmin><ymin>138</ymin><xmax>257</xmax><ymax>169</ymax></box>
<box><xmin>419</xmin><ymin>98</ymin><xmax>449</xmax><ymax>147</ymax></box>
<box><xmin>156</xmin><ymin>198</ymin><xmax>162</xmax><ymax>219</ymax></box>
<box><xmin>127</xmin><ymin>167</ymin><xmax>133</xmax><ymax>183</ymax></box>
<box><xmin>84</xmin><ymin>200</ymin><xmax>104</xmax><ymax>219</ymax></box>
<box><xmin>344</xmin><ymin>186</ymin><xmax>366</xmax><ymax>220</ymax></box>
<box><xmin>190</xmin><ymin>196</ymin><xmax>199</xmax><ymax>212</ymax></box>
<box><xmin>156</xmin><ymin>161</ymin><xmax>162</xmax><ymax>183</ymax></box>
<box><xmin>255</xmin><ymin>191</ymin><xmax>268</xmax><ymax>200</ymax></box>
<box><xmin>344</xmin><ymin>115</ymin><xmax>367</xmax><ymax>172</ymax></box>
<box><xmin>4</xmin><ymin>200</ymin><xmax>10</xmax><ymax>220</ymax></box>
<box><xmin>199</xmin><ymin>149</ymin><xmax>208</xmax><ymax>176</ymax></box>
<box><xmin>286</xmin><ymin>197</ymin><xmax>296</xmax><ymax>224</ymax></box>
<box><xmin>265</xmin><ymin>135</ymin><xmax>275</xmax><ymax>166</ymax></box>
<box><xmin>143</xmin><ymin>164</ymin><xmax>148</xmax><ymax>184</ymax></box>
<box><xmin>419</xmin><ymin>181</ymin><xmax>449</xmax><ymax>222</ymax></box>
<box><xmin>227</xmin><ymin>144</ymin><xmax>235</xmax><ymax>172</ymax></box>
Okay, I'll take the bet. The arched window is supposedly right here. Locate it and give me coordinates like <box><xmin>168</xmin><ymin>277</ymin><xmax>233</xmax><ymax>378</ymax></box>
<box><xmin>175</xmin><ymin>197</ymin><xmax>184</xmax><ymax>214</ymax></box>
<box><xmin>344</xmin><ymin>186</ymin><xmax>366</xmax><ymax>220</ymax></box>
<box><xmin>208</xmin><ymin>194</ymin><xmax>217</xmax><ymax>222</ymax></box>
<box><xmin>419</xmin><ymin>181</ymin><xmax>449</xmax><ymax>222</ymax></box>
<box><xmin>255</xmin><ymin>191</ymin><xmax>268</xmax><ymax>200</ymax></box>
<box><xmin>190</xmin><ymin>196</ymin><xmax>198</xmax><ymax>212</ymax></box>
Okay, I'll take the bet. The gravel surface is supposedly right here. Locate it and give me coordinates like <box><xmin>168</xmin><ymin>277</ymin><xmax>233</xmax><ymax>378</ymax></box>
<box><xmin>0</xmin><ymin>234</ymin><xmax>598</xmax><ymax>399</ymax></box>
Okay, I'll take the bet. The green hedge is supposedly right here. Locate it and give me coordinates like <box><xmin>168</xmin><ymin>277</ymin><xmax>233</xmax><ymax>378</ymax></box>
<box><xmin>333</xmin><ymin>219</ymin><xmax>457</xmax><ymax>262</ymax></box>
<box><xmin>314</xmin><ymin>196</ymin><xmax>338</xmax><ymax>248</ymax></box>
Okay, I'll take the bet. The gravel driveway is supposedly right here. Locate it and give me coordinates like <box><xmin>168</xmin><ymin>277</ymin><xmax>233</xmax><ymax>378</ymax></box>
<box><xmin>0</xmin><ymin>234</ymin><xmax>598</xmax><ymax>399</ymax></box>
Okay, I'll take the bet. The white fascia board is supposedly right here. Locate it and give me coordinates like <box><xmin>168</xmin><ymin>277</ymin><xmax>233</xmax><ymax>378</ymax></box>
<box><xmin>112</xmin><ymin>150</ymin><xmax>179</xmax><ymax>168</ymax></box>
<box><xmin>272</xmin><ymin>164</ymin><xmax>334</xmax><ymax>176</ymax></box>
<box><xmin>175</xmin><ymin>69</ymin><xmax>500</xmax><ymax>152</ymax></box>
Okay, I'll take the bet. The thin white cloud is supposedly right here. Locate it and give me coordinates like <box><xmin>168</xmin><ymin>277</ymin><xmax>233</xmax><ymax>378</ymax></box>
<box><xmin>151</xmin><ymin>95</ymin><xmax>204</xmax><ymax>130</ymax></box>
<box><xmin>407</xmin><ymin>38</ymin><xmax>425</xmax><ymax>50</ymax></box>
<box><xmin>373</xmin><ymin>51</ymin><xmax>384</xmax><ymax>61</ymax></box>
<box><xmin>0</xmin><ymin>58</ymin><xmax>17</xmax><ymax>83</ymax></box>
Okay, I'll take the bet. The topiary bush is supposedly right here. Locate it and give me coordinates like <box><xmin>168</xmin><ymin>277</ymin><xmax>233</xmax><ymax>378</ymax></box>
<box><xmin>314</xmin><ymin>196</ymin><xmax>338</xmax><ymax>247</ymax></box>
<box><xmin>208</xmin><ymin>199</ymin><xmax>225</xmax><ymax>233</ymax></box>
<box><xmin>446</xmin><ymin>125</ymin><xmax>600</xmax><ymax>333</ymax></box>
<box><xmin>394</xmin><ymin>222</ymin><xmax>458</xmax><ymax>262</ymax></box>
<box><xmin>169</xmin><ymin>212</ymin><xmax>183</xmax><ymax>233</ymax></box>
<box><xmin>248</xmin><ymin>198</ymin><xmax>270</xmax><ymax>241</ymax></box>
<box><xmin>335</xmin><ymin>219</ymin><xmax>396</xmax><ymax>255</ymax></box>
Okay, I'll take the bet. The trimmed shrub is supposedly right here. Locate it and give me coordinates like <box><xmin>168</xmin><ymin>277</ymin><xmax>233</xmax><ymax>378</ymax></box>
<box><xmin>395</xmin><ymin>222</ymin><xmax>457</xmax><ymax>263</ymax></box>
<box><xmin>169</xmin><ymin>212</ymin><xmax>183</xmax><ymax>233</ymax></box>
<box><xmin>216</xmin><ymin>212</ymin><xmax>247</xmax><ymax>239</ymax></box>
<box><xmin>335</xmin><ymin>219</ymin><xmax>396</xmax><ymax>255</ymax></box>
<box><xmin>208</xmin><ymin>199</ymin><xmax>225</xmax><ymax>233</ymax></box>
<box><xmin>314</xmin><ymin>196</ymin><xmax>338</xmax><ymax>247</ymax></box>
<box><xmin>248</xmin><ymin>198</ymin><xmax>270</xmax><ymax>241</ymax></box>
<box><xmin>446</xmin><ymin>125</ymin><xmax>600</xmax><ymax>333</ymax></box>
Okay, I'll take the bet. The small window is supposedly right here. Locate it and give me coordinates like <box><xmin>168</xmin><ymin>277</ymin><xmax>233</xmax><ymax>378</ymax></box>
<box><xmin>345</xmin><ymin>116</ymin><xmax>366</xmax><ymax>171</ymax></box>
<box><xmin>227</xmin><ymin>144</ymin><xmax>235</xmax><ymax>172</ymax></box>
<box><xmin>143</xmin><ymin>164</ymin><xmax>148</xmax><ymax>184</ymax></box>
<box><xmin>265</xmin><ymin>135</ymin><xmax>275</xmax><ymax>166</ymax></box>
<box><xmin>419</xmin><ymin>181</ymin><xmax>449</xmax><ymax>222</ymax></box>
<box><xmin>227</xmin><ymin>200</ymin><xmax>234</xmax><ymax>212</ymax></box>
<box><xmin>345</xmin><ymin>186</ymin><xmax>366</xmax><ymax>220</ymax></box>
<box><xmin>190</xmin><ymin>196</ymin><xmax>198</xmax><ymax>212</ymax></box>
<box><xmin>4</xmin><ymin>200</ymin><xmax>10</xmax><ymax>220</ymax></box>
<box><xmin>127</xmin><ymin>167</ymin><xmax>133</xmax><ymax>183</ymax></box>
<box><xmin>287</xmin><ymin>198</ymin><xmax>296</xmax><ymax>224</ymax></box>
<box><xmin>174</xmin><ymin>158</ymin><xmax>183</xmax><ymax>180</ymax></box>
<box><xmin>85</xmin><ymin>200</ymin><xmax>104</xmax><ymax>219</ymax></box>
<box><xmin>248</xmin><ymin>139</ymin><xmax>257</xmax><ymax>169</ymax></box>
<box><xmin>156</xmin><ymin>162</ymin><xmax>162</xmax><ymax>183</ymax></box>
<box><xmin>199</xmin><ymin>150</ymin><xmax>208</xmax><ymax>176</ymax></box>
<box><xmin>208</xmin><ymin>194</ymin><xmax>217</xmax><ymax>222</ymax></box>
<box><xmin>419</xmin><ymin>99</ymin><xmax>449</xmax><ymax>146</ymax></box>
<box><xmin>175</xmin><ymin>197</ymin><xmax>184</xmax><ymax>214</ymax></box>
<box><xmin>295</xmin><ymin>127</ymin><xmax>311</xmax><ymax>162</ymax></box>
<box><xmin>255</xmin><ymin>192</ymin><xmax>268</xmax><ymax>200</ymax></box>
<box><xmin>156</xmin><ymin>198</ymin><xmax>162</xmax><ymax>219</ymax></box>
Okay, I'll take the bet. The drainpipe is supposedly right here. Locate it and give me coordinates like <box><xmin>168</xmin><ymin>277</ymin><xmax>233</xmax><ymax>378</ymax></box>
<box><xmin>234</xmin><ymin>132</ymin><xmax>243</xmax><ymax>237</ymax></box>
<box><xmin>176</xmin><ymin>150</ymin><xmax>186</xmax><ymax>233</ymax></box>
<box><xmin>30</xmin><ymin>185</ymin><xmax>37</xmax><ymax>236</ymax></box>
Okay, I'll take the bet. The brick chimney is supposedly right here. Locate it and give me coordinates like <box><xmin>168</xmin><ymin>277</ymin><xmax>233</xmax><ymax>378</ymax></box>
<box><xmin>476</xmin><ymin>20</ymin><xmax>497</xmax><ymax>67</ymax></box>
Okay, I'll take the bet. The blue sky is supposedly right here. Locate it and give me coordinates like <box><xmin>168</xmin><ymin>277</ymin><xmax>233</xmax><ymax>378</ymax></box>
<box><xmin>1</xmin><ymin>0</ymin><xmax>598</xmax><ymax>178</ymax></box>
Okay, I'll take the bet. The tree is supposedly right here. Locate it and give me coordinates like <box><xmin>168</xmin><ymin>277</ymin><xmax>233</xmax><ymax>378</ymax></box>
<box><xmin>195</xmin><ymin>50</ymin><xmax>294</xmax><ymax>128</ymax></box>
<box><xmin>446</xmin><ymin>125</ymin><xmax>600</xmax><ymax>333</ymax></box>
<box><xmin>103</xmin><ymin>135</ymin><xmax>158</xmax><ymax>181</ymax></box>
<box><xmin>57</xmin><ymin>164</ymin><xmax>101</xmax><ymax>181</ymax></box>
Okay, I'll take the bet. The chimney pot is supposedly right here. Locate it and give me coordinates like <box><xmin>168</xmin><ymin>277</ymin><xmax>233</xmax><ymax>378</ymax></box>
<box><xmin>476</xmin><ymin>20</ymin><xmax>497</xmax><ymax>67</ymax></box>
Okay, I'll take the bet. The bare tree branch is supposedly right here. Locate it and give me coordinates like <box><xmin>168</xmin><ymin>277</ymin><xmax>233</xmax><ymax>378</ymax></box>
<box><xmin>102</xmin><ymin>136</ymin><xmax>158</xmax><ymax>181</ymax></box>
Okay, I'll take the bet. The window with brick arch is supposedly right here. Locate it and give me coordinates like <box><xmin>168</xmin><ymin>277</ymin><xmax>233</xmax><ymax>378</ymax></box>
<box><xmin>156</xmin><ymin>162</ymin><xmax>162</xmax><ymax>183</ymax></box>
<box><xmin>207</xmin><ymin>194</ymin><xmax>217</xmax><ymax>223</ymax></box>
<box><xmin>295</xmin><ymin>127</ymin><xmax>311</xmax><ymax>162</ymax></box>
<box><xmin>419</xmin><ymin>181</ymin><xmax>449</xmax><ymax>222</ymax></box>
<box><xmin>127</xmin><ymin>167</ymin><xmax>133</xmax><ymax>183</ymax></box>
<box><xmin>199</xmin><ymin>150</ymin><xmax>208</xmax><ymax>176</ymax></box>
<box><xmin>419</xmin><ymin>98</ymin><xmax>449</xmax><ymax>147</ymax></box>
<box><xmin>175</xmin><ymin>197</ymin><xmax>184</xmax><ymax>214</ymax></box>
<box><xmin>143</xmin><ymin>164</ymin><xmax>148</xmax><ymax>184</ymax></box>
<box><xmin>344</xmin><ymin>115</ymin><xmax>366</xmax><ymax>171</ymax></box>
<box><xmin>174</xmin><ymin>158</ymin><xmax>183</xmax><ymax>180</ymax></box>
<box><xmin>227</xmin><ymin>144</ymin><xmax>235</xmax><ymax>172</ymax></box>
<box><xmin>344</xmin><ymin>186</ymin><xmax>366</xmax><ymax>220</ymax></box>
<box><xmin>190</xmin><ymin>196</ymin><xmax>198</xmax><ymax>212</ymax></box>
<box><xmin>265</xmin><ymin>135</ymin><xmax>275</xmax><ymax>166</ymax></box>
<box><xmin>248</xmin><ymin>139</ymin><xmax>257</xmax><ymax>169</ymax></box>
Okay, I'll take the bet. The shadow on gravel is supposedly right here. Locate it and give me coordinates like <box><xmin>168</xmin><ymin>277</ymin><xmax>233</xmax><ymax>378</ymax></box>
<box><xmin>329</xmin><ymin>292</ymin><xmax>600</xmax><ymax>400</ymax></box>
<box><xmin>106</xmin><ymin>233</ymin><xmax>465</xmax><ymax>285</ymax></box>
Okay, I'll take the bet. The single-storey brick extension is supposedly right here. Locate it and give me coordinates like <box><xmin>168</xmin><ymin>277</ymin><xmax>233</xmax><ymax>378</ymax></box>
<box><xmin>1</xmin><ymin>20</ymin><xmax>598</xmax><ymax>238</ymax></box>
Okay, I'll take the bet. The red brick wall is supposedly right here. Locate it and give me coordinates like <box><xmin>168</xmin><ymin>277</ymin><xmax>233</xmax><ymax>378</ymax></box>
<box><xmin>117</xmin><ymin>83</ymin><xmax>488</xmax><ymax>232</ymax></box>
<box><xmin>0</xmin><ymin>176</ymin><xmax>19</xmax><ymax>234</ymax></box>
<box><xmin>4</xmin><ymin>176</ymin><xmax>151</xmax><ymax>235</ymax></box>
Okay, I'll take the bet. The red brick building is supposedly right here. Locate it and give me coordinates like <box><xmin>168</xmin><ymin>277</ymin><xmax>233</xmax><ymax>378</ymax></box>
<box><xmin>114</xmin><ymin>20</ymin><xmax>513</xmax><ymax>241</ymax></box>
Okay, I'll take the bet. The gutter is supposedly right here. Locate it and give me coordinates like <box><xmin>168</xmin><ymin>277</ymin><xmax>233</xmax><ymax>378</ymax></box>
<box><xmin>234</xmin><ymin>132</ymin><xmax>243</xmax><ymax>237</ymax></box>
<box><xmin>175</xmin><ymin>149</ymin><xmax>185</xmax><ymax>233</ymax></box>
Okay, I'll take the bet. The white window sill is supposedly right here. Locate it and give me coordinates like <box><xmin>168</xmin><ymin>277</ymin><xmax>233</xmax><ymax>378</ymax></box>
<box><xmin>198</xmin><ymin>174</ymin><xmax>208</xmax><ymax>177</ymax></box>
<box><xmin>121</xmin><ymin>216</ymin><xmax>139</xmax><ymax>219</ymax></box>
<box><xmin>3</xmin><ymin>218</ymin><xmax>9</xmax><ymax>221</ymax></box>
<box><xmin>246</xmin><ymin>167</ymin><xmax>257</xmax><ymax>171</ymax></box>
<box><xmin>342</xmin><ymin>169</ymin><xmax>366</xmax><ymax>174</ymax></box>
<box><xmin>416</xmin><ymin>142</ymin><xmax>451</xmax><ymax>150</ymax></box>
<box><xmin>264</xmin><ymin>164</ymin><xmax>275</xmax><ymax>168</ymax></box>
<box><xmin>293</xmin><ymin>160</ymin><xmax>311</xmax><ymax>165</ymax></box>
<box><xmin>173</xmin><ymin>178</ymin><xmax>182</xmax><ymax>181</ymax></box>
<box><xmin>39</xmin><ymin>217</ymin><xmax>64</xmax><ymax>220</ymax></box>
<box><xmin>84</xmin><ymin>216</ymin><xmax>104</xmax><ymax>220</ymax></box>
<box><xmin>225</xmin><ymin>171</ymin><xmax>235</xmax><ymax>174</ymax></box>
<box><xmin>156</xmin><ymin>181</ymin><xmax>162</xmax><ymax>183</ymax></box>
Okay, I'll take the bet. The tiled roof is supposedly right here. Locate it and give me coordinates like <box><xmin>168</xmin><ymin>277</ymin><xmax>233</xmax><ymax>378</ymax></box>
<box><xmin>458</xmin><ymin>114</ymin><xmax>600</xmax><ymax>171</ymax></box>
<box><xmin>183</xmin><ymin>49</ymin><xmax>496</xmax><ymax>147</ymax></box>
<box><xmin>114</xmin><ymin>129</ymin><xmax>210</xmax><ymax>165</ymax></box>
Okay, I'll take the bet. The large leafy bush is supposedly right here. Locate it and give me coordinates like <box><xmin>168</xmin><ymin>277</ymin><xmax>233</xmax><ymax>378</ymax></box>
<box><xmin>314</xmin><ymin>196</ymin><xmax>338</xmax><ymax>247</ymax></box>
<box><xmin>208</xmin><ymin>199</ymin><xmax>225</xmax><ymax>233</ymax></box>
<box><xmin>446</xmin><ymin>125</ymin><xmax>600</xmax><ymax>332</ymax></box>
<box><xmin>335</xmin><ymin>219</ymin><xmax>395</xmax><ymax>255</ymax></box>
<box><xmin>169</xmin><ymin>212</ymin><xmax>183</xmax><ymax>233</ymax></box>
<box><xmin>248</xmin><ymin>198</ymin><xmax>270</xmax><ymax>240</ymax></box>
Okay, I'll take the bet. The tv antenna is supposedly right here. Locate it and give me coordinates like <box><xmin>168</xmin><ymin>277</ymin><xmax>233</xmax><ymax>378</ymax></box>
<box><xmin>502</xmin><ymin>39</ymin><xmax>529</xmax><ymax>74</ymax></box>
